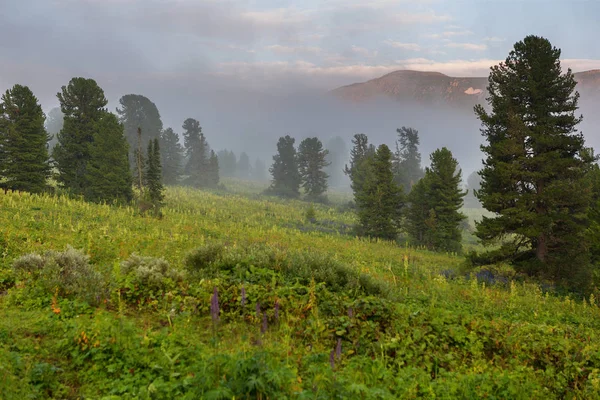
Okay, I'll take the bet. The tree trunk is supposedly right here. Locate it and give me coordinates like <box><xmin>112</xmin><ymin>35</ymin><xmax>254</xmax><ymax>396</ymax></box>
<box><xmin>536</xmin><ymin>233</ymin><xmax>548</xmax><ymax>262</ymax></box>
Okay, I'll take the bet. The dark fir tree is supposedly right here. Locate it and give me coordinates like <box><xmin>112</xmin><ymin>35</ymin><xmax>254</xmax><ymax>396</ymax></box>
<box><xmin>217</xmin><ymin>150</ymin><xmax>237</xmax><ymax>178</ymax></box>
<box><xmin>587</xmin><ymin>163</ymin><xmax>600</xmax><ymax>266</ymax></box>
<box><xmin>84</xmin><ymin>112</ymin><xmax>133</xmax><ymax>203</ymax></box>
<box><xmin>116</xmin><ymin>94</ymin><xmax>163</xmax><ymax>165</ymax></box>
<box><xmin>356</xmin><ymin>144</ymin><xmax>404</xmax><ymax>240</ymax></box>
<box><xmin>344</xmin><ymin>133</ymin><xmax>376</xmax><ymax>202</ymax></box>
<box><xmin>159</xmin><ymin>127</ymin><xmax>183</xmax><ymax>185</ymax></box>
<box><xmin>53</xmin><ymin>77</ymin><xmax>108</xmax><ymax>195</ymax></box>
<box><xmin>237</xmin><ymin>152</ymin><xmax>252</xmax><ymax>179</ymax></box>
<box><xmin>182</xmin><ymin>118</ymin><xmax>216</xmax><ymax>187</ymax></box>
<box><xmin>325</xmin><ymin>136</ymin><xmax>348</xmax><ymax>188</ymax></box>
<box><xmin>413</xmin><ymin>148</ymin><xmax>466</xmax><ymax>253</ymax></box>
<box><xmin>405</xmin><ymin>176</ymin><xmax>433</xmax><ymax>248</ymax></box>
<box><xmin>267</xmin><ymin>135</ymin><xmax>301</xmax><ymax>198</ymax></box>
<box><xmin>298</xmin><ymin>137</ymin><xmax>330</xmax><ymax>202</ymax></box>
<box><xmin>474</xmin><ymin>35</ymin><xmax>594</xmax><ymax>287</ymax></box>
<box><xmin>0</xmin><ymin>85</ymin><xmax>50</xmax><ymax>193</ymax></box>
<box><xmin>133</xmin><ymin>127</ymin><xmax>145</xmax><ymax>191</ymax></box>
<box><xmin>393</xmin><ymin>127</ymin><xmax>424</xmax><ymax>193</ymax></box>
<box><xmin>45</xmin><ymin>107</ymin><xmax>63</xmax><ymax>152</ymax></box>
<box><xmin>145</xmin><ymin>138</ymin><xmax>165</xmax><ymax>213</ymax></box>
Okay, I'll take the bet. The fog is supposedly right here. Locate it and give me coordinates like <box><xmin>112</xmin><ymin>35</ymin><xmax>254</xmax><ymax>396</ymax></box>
<box><xmin>2</xmin><ymin>0</ymin><xmax>600</xmax><ymax>185</ymax></box>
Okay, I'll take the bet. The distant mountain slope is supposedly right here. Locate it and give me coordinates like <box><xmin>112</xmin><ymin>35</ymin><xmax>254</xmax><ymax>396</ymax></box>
<box><xmin>331</xmin><ymin>69</ymin><xmax>600</xmax><ymax>108</ymax></box>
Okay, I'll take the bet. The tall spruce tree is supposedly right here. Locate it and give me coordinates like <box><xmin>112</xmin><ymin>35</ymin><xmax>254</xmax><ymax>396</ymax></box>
<box><xmin>393</xmin><ymin>127</ymin><xmax>424</xmax><ymax>193</ymax></box>
<box><xmin>344</xmin><ymin>133</ymin><xmax>376</xmax><ymax>202</ymax></box>
<box><xmin>267</xmin><ymin>135</ymin><xmax>301</xmax><ymax>198</ymax></box>
<box><xmin>84</xmin><ymin>112</ymin><xmax>133</xmax><ymax>203</ymax></box>
<box><xmin>298</xmin><ymin>137</ymin><xmax>330</xmax><ymax>202</ymax></box>
<box><xmin>182</xmin><ymin>118</ymin><xmax>215</xmax><ymax>187</ymax></box>
<box><xmin>159</xmin><ymin>127</ymin><xmax>183</xmax><ymax>185</ymax></box>
<box><xmin>356</xmin><ymin>144</ymin><xmax>404</xmax><ymax>240</ymax></box>
<box><xmin>410</xmin><ymin>148</ymin><xmax>466</xmax><ymax>253</ymax></box>
<box><xmin>0</xmin><ymin>84</ymin><xmax>50</xmax><ymax>193</ymax></box>
<box><xmin>145</xmin><ymin>138</ymin><xmax>165</xmax><ymax>212</ymax></box>
<box><xmin>474</xmin><ymin>35</ymin><xmax>594</xmax><ymax>287</ymax></box>
<box><xmin>53</xmin><ymin>77</ymin><xmax>108</xmax><ymax>195</ymax></box>
<box><xmin>208</xmin><ymin>150</ymin><xmax>220</xmax><ymax>187</ymax></box>
<box><xmin>116</xmin><ymin>94</ymin><xmax>163</xmax><ymax>165</ymax></box>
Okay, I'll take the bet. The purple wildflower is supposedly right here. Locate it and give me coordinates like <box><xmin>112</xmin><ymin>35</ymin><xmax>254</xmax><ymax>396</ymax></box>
<box><xmin>261</xmin><ymin>312</ymin><xmax>268</xmax><ymax>333</ymax></box>
<box><xmin>329</xmin><ymin>349</ymin><xmax>335</xmax><ymax>369</ymax></box>
<box><xmin>241</xmin><ymin>286</ymin><xmax>246</xmax><ymax>307</ymax></box>
<box><xmin>255</xmin><ymin>302</ymin><xmax>261</xmax><ymax>318</ymax></box>
<box><xmin>336</xmin><ymin>338</ymin><xmax>342</xmax><ymax>360</ymax></box>
<box><xmin>210</xmin><ymin>286</ymin><xmax>220</xmax><ymax>322</ymax></box>
<box><xmin>274</xmin><ymin>300</ymin><xmax>280</xmax><ymax>321</ymax></box>
<box><xmin>348</xmin><ymin>307</ymin><xmax>353</xmax><ymax>318</ymax></box>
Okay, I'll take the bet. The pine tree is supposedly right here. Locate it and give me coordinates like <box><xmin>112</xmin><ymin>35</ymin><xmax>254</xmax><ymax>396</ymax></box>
<box><xmin>393</xmin><ymin>127</ymin><xmax>424</xmax><ymax>193</ymax></box>
<box><xmin>474</xmin><ymin>35</ymin><xmax>594</xmax><ymax>287</ymax></box>
<box><xmin>0</xmin><ymin>85</ymin><xmax>50</xmax><ymax>193</ymax></box>
<box><xmin>145</xmin><ymin>138</ymin><xmax>165</xmax><ymax>213</ymax></box>
<box><xmin>405</xmin><ymin>176</ymin><xmax>432</xmax><ymax>247</ymax></box>
<box><xmin>298</xmin><ymin>137</ymin><xmax>330</xmax><ymax>202</ymax></box>
<box><xmin>464</xmin><ymin>171</ymin><xmax>482</xmax><ymax>208</ymax></box>
<box><xmin>133</xmin><ymin>127</ymin><xmax>145</xmax><ymax>191</ymax></box>
<box><xmin>116</xmin><ymin>94</ymin><xmax>163</xmax><ymax>165</ymax></box>
<box><xmin>266</xmin><ymin>135</ymin><xmax>301</xmax><ymax>198</ymax></box>
<box><xmin>344</xmin><ymin>133</ymin><xmax>376</xmax><ymax>202</ymax></box>
<box><xmin>356</xmin><ymin>144</ymin><xmax>404</xmax><ymax>240</ymax></box>
<box><xmin>84</xmin><ymin>112</ymin><xmax>133</xmax><ymax>203</ymax></box>
<box><xmin>421</xmin><ymin>148</ymin><xmax>466</xmax><ymax>253</ymax></box>
<box><xmin>159</xmin><ymin>127</ymin><xmax>183</xmax><ymax>185</ymax></box>
<box><xmin>181</xmin><ymin>118</ymin><xmax>216</xmax><ymax>188</ymax></box>
<box><xmin>53</xmin><ymin>77</ymin><xmax>108</xmax><ymax>195</ymax></box>
<box><xmin>237</xmin><ymin>152</ymin><xmax>252</xmax><ymax>179</ymax></box>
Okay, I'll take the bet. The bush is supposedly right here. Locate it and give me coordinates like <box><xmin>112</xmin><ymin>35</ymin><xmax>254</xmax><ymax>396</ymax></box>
<box><xmin>119</xmin><ymin>254</ymin><xmax>183</xmax><ymax>302</ymax></box>
<box><xmin>12</xmin><ymin>246</ymin><xmax>105</xmax><ymax>306</ymax></box>
<box><xmin>184</xmin><ymin>242</ymin><xmax>225</xmax><ymax>278</ymax></box>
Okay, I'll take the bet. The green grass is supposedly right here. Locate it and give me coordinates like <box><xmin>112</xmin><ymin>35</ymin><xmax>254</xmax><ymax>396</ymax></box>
<box><xmin>1</xmin><ymin>182</ymin><xmax>600</xmax><ymax>399</ymax></box>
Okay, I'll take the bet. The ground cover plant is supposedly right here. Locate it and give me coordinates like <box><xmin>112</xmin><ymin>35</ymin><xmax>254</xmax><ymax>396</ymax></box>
<box><xmin>2</xmin><ymin>182</ymin><xmax>600</xmax><ymax>399</ymax></box>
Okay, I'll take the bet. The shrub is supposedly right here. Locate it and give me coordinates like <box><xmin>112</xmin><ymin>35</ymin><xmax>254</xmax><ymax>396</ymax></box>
<box><xmin>12</xmin><ymin>246</ymin><xmax>105</xmax><ymax>305</ymax></box>
<box><xmin>184</xmin><ymin>242</ymin><xmax>225</xmax><ymax>278</ymax></box>
<box><xmin>119</xmin><ymin>254</ymin><xmax>183</xmax><ymax>302</ymax></box>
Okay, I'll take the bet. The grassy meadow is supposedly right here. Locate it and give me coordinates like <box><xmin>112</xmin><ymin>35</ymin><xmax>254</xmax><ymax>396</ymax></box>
<box><xmin>1</xmin><ymin>179</ymin><xmax>600</xmax><ymax>399</ymax></box>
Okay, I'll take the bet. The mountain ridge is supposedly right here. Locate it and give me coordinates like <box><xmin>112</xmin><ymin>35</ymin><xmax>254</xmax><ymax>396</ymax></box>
<box><xmin>331</xmin><ymin>69</ymin><xmax>600</xmax><ymax>107</ymax></box>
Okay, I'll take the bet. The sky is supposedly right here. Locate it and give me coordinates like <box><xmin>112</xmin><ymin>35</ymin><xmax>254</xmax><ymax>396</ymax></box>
<box><xmin>2</xmin><ymin>0</ymin><xmax>600</xmax><ymax>175</ymax></box>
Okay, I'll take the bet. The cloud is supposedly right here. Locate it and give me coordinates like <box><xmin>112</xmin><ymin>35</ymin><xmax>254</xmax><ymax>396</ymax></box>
<box><xmin>351</xmin><ymin>46</ymin><xmax>378</xmax><ymax>58</ymax></box>
<box><xmin>445</xmin><ymin>42</ymin><xmax>488</xmax><ymax>51</ymax></box>
<box><xmin>266</xmin><ymin>45</ymin><xmax>322</xmax><ymax>55</ymax></box>
<box><xmin>483</xmin><ymin>36</ymin><xmax>505</xmax><ymax>43</ymax></box>
<box><xmin>384</xmin><ymin>40</ymin><xmax>422</xmax><ymax>51</ymax></box>
<box><xmin>427</xmin><ymin>30</ymin><xmax>473</xmax><ymax>39</ymax></box>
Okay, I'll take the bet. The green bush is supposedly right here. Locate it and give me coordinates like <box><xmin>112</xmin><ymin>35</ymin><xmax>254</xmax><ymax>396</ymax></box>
<box><xmin>12</xmin><ymin>246</ymin><xmax>105</xmax><ymax>306</ymax></box>
<box><xmin>119</xmin><ymin>254</ymin><xmax>183</xmax><ymax>303</ymax></box>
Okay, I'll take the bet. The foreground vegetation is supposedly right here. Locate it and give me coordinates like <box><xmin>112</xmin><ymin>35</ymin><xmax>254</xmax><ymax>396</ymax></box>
<box><xmin>1</xmin><ymin>183</ymin><xmax>600</xmax><ymax>399</ymax></box>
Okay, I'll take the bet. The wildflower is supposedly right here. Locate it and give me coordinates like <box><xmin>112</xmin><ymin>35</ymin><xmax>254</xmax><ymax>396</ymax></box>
<box><xmin>210</xmin><ymin>286</ymin><xmax>220</xmax><ymax>322</ymax></box>
<box><xmin>241</xmin><ymin>285</ymin><xmax>246</xmax><ymax>307</ymax></box>
<box><xmin>274</xmin><ymin>300</ymin><xmax>280</xmax><ymax>321</ymax></box>
<box><xmin>347</xmin><ymin>307</ymin><xmax>353</xmax><ymax>318</ymax></box>
<box><xmin>256</xmin><ymin>302</ymin><xmax>261</xmax><ymax>318</ymax></box>
<box><xmin>335</xmin><ymin>338</ymin><xmax>342</xmax><ymax>360</ymax></box>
